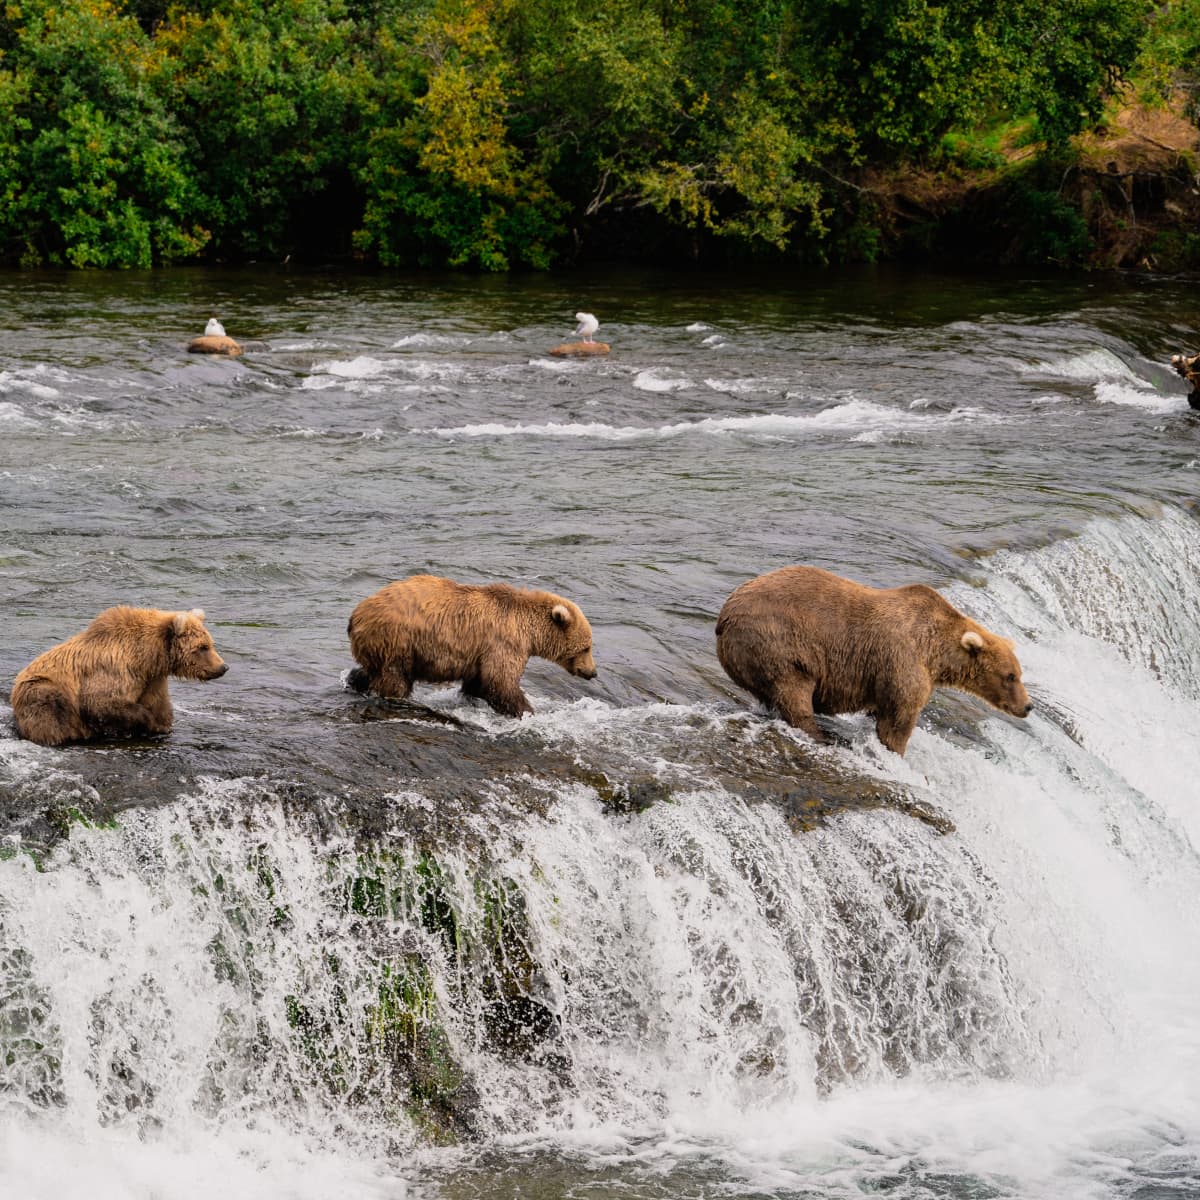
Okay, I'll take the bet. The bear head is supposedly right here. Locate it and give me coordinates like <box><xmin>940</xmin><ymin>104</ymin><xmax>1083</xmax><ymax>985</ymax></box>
<box><xmin>548</xmin><ymin>601</ymin><xmax>597</xmax><ymax>679</ymax></box>
<box><xmin>958</xmin><ymin>629</ymin><xmax>1031</xmax><ymax>718</ymax></box>
<box><xmin>169</xmin><ymin>609</ymin><xmax>228</xmax><ymax>681</ymax></box>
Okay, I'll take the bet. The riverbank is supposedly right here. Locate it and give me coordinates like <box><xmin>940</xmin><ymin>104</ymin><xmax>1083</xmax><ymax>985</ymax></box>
<box><xmin>860</xmin><ymin>93</ymin><xmax>1200</xmax><ymax>270</ymax></box>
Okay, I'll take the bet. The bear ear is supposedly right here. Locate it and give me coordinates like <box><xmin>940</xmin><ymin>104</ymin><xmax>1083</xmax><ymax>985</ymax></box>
<box><xmin>960</xmin><ymin>630</ymin><xmax>985</xmax><ymax>654</ymax></box>
<box><xmin>173</xmin><ymin>608</ymin><xmax>204</xmax><ymax>634</ymax></box>
<box><xmin>551</xmin><ymin>603</ymin><xmax>572</xmax><ymax>627</ymax></box>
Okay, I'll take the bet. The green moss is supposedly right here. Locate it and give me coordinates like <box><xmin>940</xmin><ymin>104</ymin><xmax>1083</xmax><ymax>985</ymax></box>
<box><xmin>348</xmin><ymin>848</ymin><xmax>560</xmax><ymax>1063</ymax></box>
<box><xmin>45</xmin><ymin>804</ymin><xmax>118</xmax><ymax>838</ymax></box>
<box><xmin>0</xmin><ymin>839</ymin><xmax>45</xmax><ymax>871</ymax></box>
<box><xmin>366</xmin><ymin>959</ymin><xmax>469</xmax><ymax>1119</ymax></box>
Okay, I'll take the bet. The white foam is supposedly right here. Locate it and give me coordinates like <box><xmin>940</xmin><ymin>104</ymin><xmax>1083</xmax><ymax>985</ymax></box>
<box><xmin>0</xmin><ymin>401</ymin><xmax>38</xmax><ymax>428</ymax></box>
<box><xmin>310</xmin><ymin>355</ymin><xmax>391</xmax><ymax>379</ymax></box>
<box><xmin>703</xmin><ymin>376</ymin><xmax>785</xmax><ymax>394</ymax></box>
<box><xmin>0</xmin><ymin>1118</ymin><xmax>404</xmax><ymax>1200</ymax></box>
<box><xmin>1092</xmin><ymin>380</ymin><xmax>1179</xmax><ymax>412</ymax></box>
<box><xmin>432</xmin><ymin>419</ymin><xmax>644</xmax><ymax>440</ymax></box>
<box><xmin>425</xmin><ymin>400</ymin><xmax>994</xmax><ymax>443</ymax></box>
<box><xmin>0</xmin><ymin>368</ymin><xmax>61</xmax><ymax>399</ymax></box>
<box><xmin>633</xmin><ymin>369</ymin><xmax>693</xmax><ymax>393</ymax></box>
<box><xmin>303</xmin><ymin>355</ymin><xmax>462</xmax><ymax>394</ymax></box>
<box><xmin>528</xmin><ymin>356</ymin><xmax>580</xmax><ymax>372</ymax></box>
<box><xmin>1016</xmin><ymin>346</ymin><xmax>1142</xmax><ymax>383</ymax></box>
<box><xmin>391</xmin><ymin>333</ymin><xmax>469</xmax><ymax>349</ymax></box>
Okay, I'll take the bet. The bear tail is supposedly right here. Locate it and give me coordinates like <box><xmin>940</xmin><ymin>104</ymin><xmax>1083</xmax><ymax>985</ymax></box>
<box><xmin>12</xmin><ymin>680</ymin><xmax>88</xmax><ymax>746</ymax></box>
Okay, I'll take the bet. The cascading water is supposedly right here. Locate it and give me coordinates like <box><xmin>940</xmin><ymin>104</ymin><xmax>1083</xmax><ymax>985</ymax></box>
<box><xmin>2</xmin><ymin>503</ymin><xmax>1199</xmax><ymax>1198</ymax></box>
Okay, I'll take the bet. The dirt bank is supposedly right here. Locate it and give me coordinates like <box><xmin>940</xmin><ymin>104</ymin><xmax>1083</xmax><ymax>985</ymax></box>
<box><xmin>860</xmin><ymin>94</ymin><xmax>1200</xmax><ymax>269</ymax></box>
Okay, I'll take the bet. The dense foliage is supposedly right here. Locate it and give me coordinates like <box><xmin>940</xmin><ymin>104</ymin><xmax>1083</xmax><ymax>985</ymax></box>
<box><xmin>0</xmin><ymin>0</ymin><xmax>1169</xmax><ymax>268</ymax></box>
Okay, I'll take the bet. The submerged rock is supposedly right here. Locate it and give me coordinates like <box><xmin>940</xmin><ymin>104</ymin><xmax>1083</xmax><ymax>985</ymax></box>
<box><xmin>187</xmin><ymin>334</ymin><xmax>243</xmax><ymax>356</ymax></box>
<box><xmin>547</xmin><ymin>341</ymin><xmax>610</xmax><ymax>357</ymax></box>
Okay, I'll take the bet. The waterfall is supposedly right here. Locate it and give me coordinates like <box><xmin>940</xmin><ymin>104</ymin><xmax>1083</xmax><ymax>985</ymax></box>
<box><xmin>2</xmin><ymin>506</ymin><xmax>1199</xmax><ymax>1199</ymax></box>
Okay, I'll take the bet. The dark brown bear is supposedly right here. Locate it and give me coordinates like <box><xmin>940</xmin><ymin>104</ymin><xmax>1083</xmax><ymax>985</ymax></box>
<box><xmin>347</xmin><ymin>574</ymin><xmax>597</xmax><ymax>717</ymax></box>
<box><xmin>11</xmin><ymin>607</ymin><xmax>227</xmax><ymax>747</ymax></box>
<box><xmin>715</xmin><ymin>566</ymin><xmax>1031</xmax><ymax>755</ymax></box>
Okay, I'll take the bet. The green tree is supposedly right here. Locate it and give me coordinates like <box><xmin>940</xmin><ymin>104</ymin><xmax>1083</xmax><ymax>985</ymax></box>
<box><xmin>355</xmin><ymin>0</ymin><xmax>564</xmax><ymax>269</ymax></box>
<box><xmin>0</xmin><ymin>0</ymin><xmax>1164</xmax><ymax>269</ymax></box>
<box><xmin>0</xmin><ymin>0</ymin><xmax>205</xmax><ymax>267</ymax></box>
<box><xmin>998</xmin><ymin>0</ymin><xmax>1152</xmax><ymax>146</ymax></box>
<box><xmin>152</xmin><ymin>0</ymin><xmax>365</xmax><ymax>260</ymax></box>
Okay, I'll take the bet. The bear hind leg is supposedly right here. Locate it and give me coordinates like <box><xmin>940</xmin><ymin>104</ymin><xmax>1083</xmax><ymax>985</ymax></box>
<box><xmin>771</xmin><ymin>676</ymin><xmax>827</xmax><ymax>743</ymax></box>
<box><xmin>352</xmin><ymin>658</ymin><xmax>413</xmax><ymax>700</ymax></box>
<box><xmin>14</xmin><ymin>685</ymin><xmax>89</xmax><ymax>747</ymax></box>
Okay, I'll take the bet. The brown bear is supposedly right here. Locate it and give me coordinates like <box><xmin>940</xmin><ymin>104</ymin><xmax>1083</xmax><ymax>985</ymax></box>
<box><xmin>715</xmin><ymin>566</ymin><xmax>1032</xmax><ymax>755</ymax></box>
<box><xmin>347</xmin><ymin>575</ymin><xmax>597</xmax><ymax>717</ymax></box>
<box><xmin>1169</xmin><ymin>351</ymin><xmax>1200</xmax><ymax>409</ymax></box>
<box><xmin>10</xmin><ymin>607</ymin><xmax>228</xmax><ymax>747</ymax></box>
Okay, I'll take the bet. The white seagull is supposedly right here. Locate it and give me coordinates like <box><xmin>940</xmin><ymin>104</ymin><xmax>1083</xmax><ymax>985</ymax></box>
<box><xmin>204</xmin><ymin>317</ymin><xmax>226</xmax><ymax>338</ymax></box>
<box><xmin>574</xmin><ymin>311</ymin><xmax>599</xmax><ymax>343</ymax></box>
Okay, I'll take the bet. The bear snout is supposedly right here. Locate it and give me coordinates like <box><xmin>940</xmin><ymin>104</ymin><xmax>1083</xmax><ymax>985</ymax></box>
<box><xmin>204</xmin><ymin>661</ymin><xmax>229</xmax><ymax>680</ymax></box>
<box><xmin>567</xmin><ymin>652</ymin><xmax>597</xmax><ymax>679</ymax></box>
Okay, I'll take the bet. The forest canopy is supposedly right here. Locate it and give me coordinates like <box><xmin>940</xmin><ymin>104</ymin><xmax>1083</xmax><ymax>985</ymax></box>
<box><xmin>0</xmin><ymin>0</ymin><xmax>1187</xmax><ymax>270</ymax></box>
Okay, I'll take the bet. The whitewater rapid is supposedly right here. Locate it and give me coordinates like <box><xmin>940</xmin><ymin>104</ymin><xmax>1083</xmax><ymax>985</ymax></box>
<box><xmin>2</xmin><ymin>505</ymin><xmax>1199</xmax><ymax>1199</ymax></box>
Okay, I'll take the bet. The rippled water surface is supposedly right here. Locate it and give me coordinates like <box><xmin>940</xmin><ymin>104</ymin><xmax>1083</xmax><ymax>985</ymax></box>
<box><xmin>1</xmin><ymin>264</ymin><xmax>1199</xmax><ymax>1200</ymax></box>
<box><xmin>2</xmin><ymin>267</ymin><xmax>1196</xmax><ymax>736</ymax></box>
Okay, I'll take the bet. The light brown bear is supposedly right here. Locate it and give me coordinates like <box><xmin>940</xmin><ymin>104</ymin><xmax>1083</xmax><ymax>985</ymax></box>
<box><xmin>347</xmin><ymin>575</ymin><xmax>597</xmax><ymax>717</ymax></box>
<box><xmin>11</xmin><ymin>607</ymin><xmax>227</xmax><ymax>747</ymax></box>
<box><xmin>715</xmin><ymin>566</ymin><xmax>1032</xmax><ymax>755</ymax></box>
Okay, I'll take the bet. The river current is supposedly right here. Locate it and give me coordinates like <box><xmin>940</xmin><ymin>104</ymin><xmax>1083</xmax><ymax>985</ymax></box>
<box><xmin>0</xmin><ymin>265</ymin><xmax>1198</xmax><ymax>1199</ymax></box>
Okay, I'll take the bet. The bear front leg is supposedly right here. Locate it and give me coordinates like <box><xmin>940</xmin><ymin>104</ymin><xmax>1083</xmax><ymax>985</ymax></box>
<box><xmin>83</xmin><ymin>697</ymin><xmax>172</xmax><ymax>736</ymax></box>
<box><xmin>874</xmin><ymin>710</ymin><xmax>919</xmax><ymax>756</ymax></box>
<box><xmin>78</xmin><ymin>670</ymin><xmax>170</xmax><ymax>737</ymax></box>
<box><xmin>772</xmin><ymin>677</ymin><xmax>827</xmax><ymax>743</ymax></box>
<box><xmin>474</xmin><ymin>667</ymin><xmax>533</xmax><ymax>718</ymax></box>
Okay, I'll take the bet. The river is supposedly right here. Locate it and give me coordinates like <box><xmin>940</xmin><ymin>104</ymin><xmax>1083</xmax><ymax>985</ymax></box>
<box><xmin>0</xmin><ymin>264</ymin><xmax>1198</xmax><ymax>1199</ymax></box>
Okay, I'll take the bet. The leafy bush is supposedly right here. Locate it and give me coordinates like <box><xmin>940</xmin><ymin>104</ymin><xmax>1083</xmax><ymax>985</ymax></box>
<box><xmin>0</xmin><ymin>0</ymin><xmax>1168</xmax><ymax>268</ymax></box>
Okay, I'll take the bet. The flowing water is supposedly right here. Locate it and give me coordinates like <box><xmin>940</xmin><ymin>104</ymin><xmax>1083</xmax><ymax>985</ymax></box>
<box><xmin>0</xmin><ymin>264</ymin><xmax>1198</xmax><ymax>1199</ymax></box>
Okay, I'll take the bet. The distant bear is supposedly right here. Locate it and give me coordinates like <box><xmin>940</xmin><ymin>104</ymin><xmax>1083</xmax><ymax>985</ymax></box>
<box><xmin>347</xmin><ymin>575</ymin><xmax>597</xmax><ymax>717</ymax></box>
<box><xmin>715</xmin><ymin>566</ymin><xmax>1032</xmax><ymax>755</ymax></box>
<box><xmin>11</xmin><ymin>607</ymin><xmax>228</xmax><ymax>747</ymax></box>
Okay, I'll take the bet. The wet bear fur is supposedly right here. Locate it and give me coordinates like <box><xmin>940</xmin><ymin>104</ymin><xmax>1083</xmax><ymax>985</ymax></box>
<box><xmin>347</xmin><ymin>574</ymin><xmax>597</xmax><ymax>717</ymax></box>
<box><xmin>715</xmin><ymin>566</ymin><xmax>1032</xmax><ymax>755</ymax></box>
<box><xmin>10</xmin><ymin>606</ymin><xmax>228</xmax><ymax>747</ymax></box>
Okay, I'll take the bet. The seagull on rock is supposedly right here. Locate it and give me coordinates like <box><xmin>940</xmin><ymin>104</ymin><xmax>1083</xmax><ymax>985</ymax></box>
<box><xmin>574</xmin><ymin>311</ymin><xmax>599</xmax><ymax>344</ymax></box>
<box><xmin>205</xmin><ymin>317</ymin><xmax>226</xmax><ymax>338</ymax></box>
